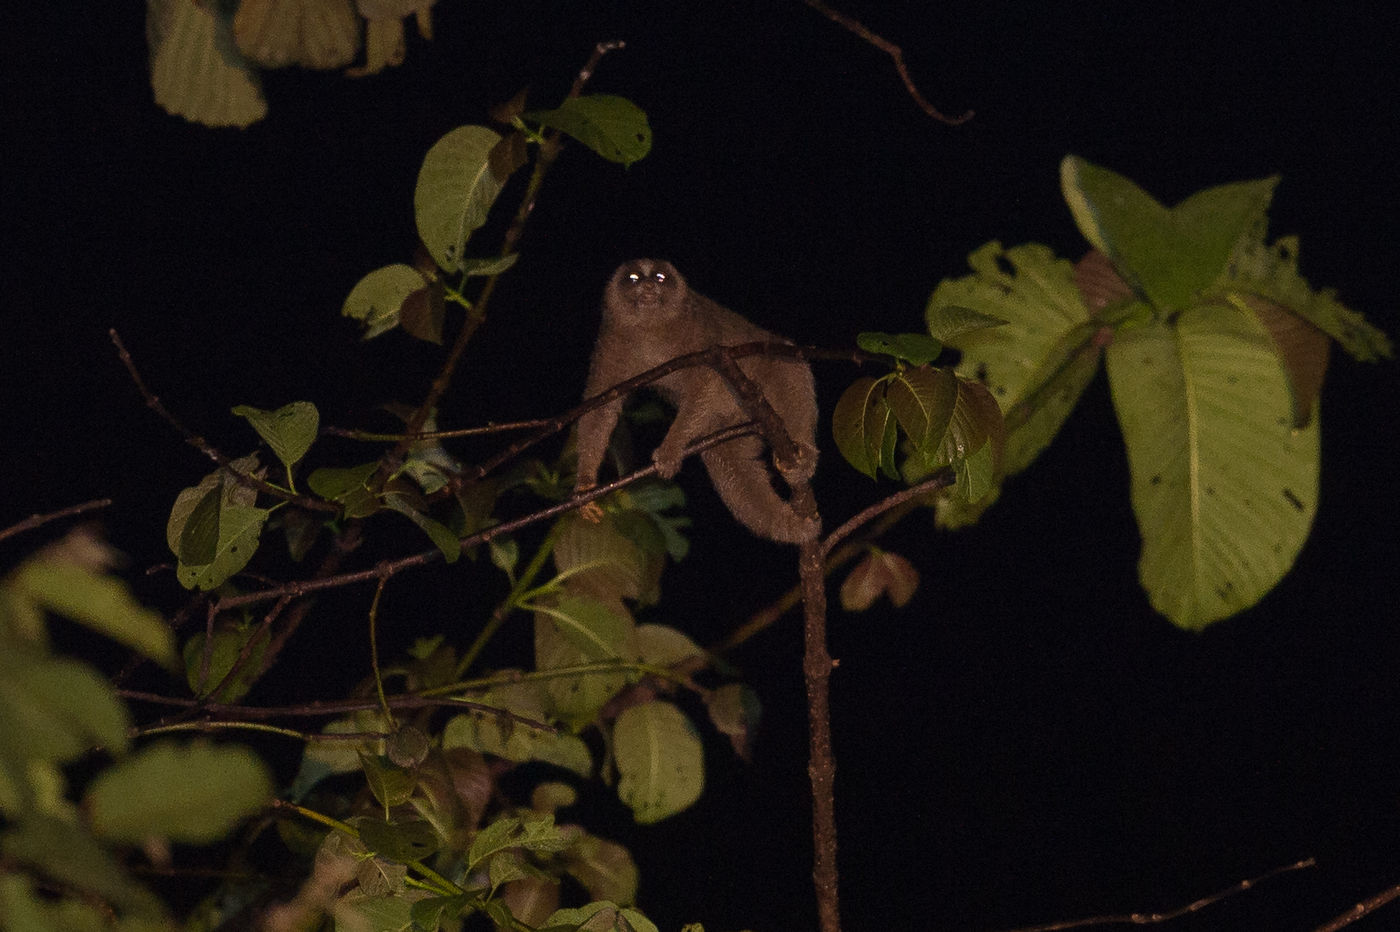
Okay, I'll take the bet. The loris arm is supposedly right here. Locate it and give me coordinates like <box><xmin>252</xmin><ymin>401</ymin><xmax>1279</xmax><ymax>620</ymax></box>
<box><xmin>574</xmin><ymin>396</ymin><xmax>624</xmax><ymax>493</ymax></box>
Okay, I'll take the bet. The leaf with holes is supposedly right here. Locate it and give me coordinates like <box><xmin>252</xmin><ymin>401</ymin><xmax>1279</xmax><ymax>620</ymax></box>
<box><xmin>415</xmin><ymin>125</ymin><xmax>505</xmax><ymax>272</ymax></box>
<box><xmin>613</xmin><ymin>700</ymin><xmax>703</xmax><ymax>824</ymax></box>
<box><xmin>525</xmin><ymin>95</ymin><xmax>652</xmax><ymax>166</ymax></box>
<box><xmin>1106</xmin><ymin>299</ymin><xmax>1319</xmax><ymax>629</ymax></box>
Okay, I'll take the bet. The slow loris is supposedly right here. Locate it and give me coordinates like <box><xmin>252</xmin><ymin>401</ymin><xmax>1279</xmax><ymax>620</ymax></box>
<box><xmin>574</xmin><ymin>259</ymin><xmax>819</xmax><ymax>543</ymax></box>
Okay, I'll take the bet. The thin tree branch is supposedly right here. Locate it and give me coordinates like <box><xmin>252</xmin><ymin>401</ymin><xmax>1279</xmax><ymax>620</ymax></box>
<box><xmin>1000</xmin><ymin>857</ymin><xmax>1317</xmax><ymax>932</ymax></box>
<box><xmin>387</xmin><ymin>41</ymin><xmax>625</xmax><ymax>473</ymax></box>
<box><xmin>1313</xmin><ymin>877</ymin><xmax>1400</xmax><ymax>932</ymax></box>
<box><xmin>0</xmin><ymin>498</ymin><xmax>112</xmax><ymax>545</ymax></box>
<box><xmin>109</xmin><ymin>329</ymin><xmax>336</xmax><ymax>513</ymax></box>
<box><xmin>801</xmin><ymin>0</ymin><xmax>973</xmax><ymax>125</ymax></box>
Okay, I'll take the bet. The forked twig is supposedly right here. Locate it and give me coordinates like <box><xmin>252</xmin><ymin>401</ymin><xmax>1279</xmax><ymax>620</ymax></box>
<box><xmin>801</xmin><ymin>0</ymin><xmax>974</xmax><ymax>125</ymax></box>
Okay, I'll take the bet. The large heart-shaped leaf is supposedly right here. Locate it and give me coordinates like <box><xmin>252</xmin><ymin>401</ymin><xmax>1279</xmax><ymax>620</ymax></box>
<box><xmin>1106</xmin><ymin>300</ymin><xmax>1319</xmax><ymax>629</ymax></box>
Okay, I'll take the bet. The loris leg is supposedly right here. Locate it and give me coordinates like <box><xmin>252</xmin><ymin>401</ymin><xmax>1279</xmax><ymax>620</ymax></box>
<box><xmin>700</xmin><ymin>438</ymin><xmax>818</xmax><ymax>544</ymax></box>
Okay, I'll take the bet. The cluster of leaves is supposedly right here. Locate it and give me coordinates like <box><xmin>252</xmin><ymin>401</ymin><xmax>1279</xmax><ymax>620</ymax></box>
<box><xmin>131</xmin><ymin>92</ymin><xmax>764</xmax><ymax>930</ymax></box>
<box><xmin>147</xmin><ymin>0</ymin><xmax>445</xmax><ymax>128</ymax></box>
<box><xmin>0</xmin><ymin>527</ymin><xmax>272</xmax><ymax>930</ymax></box>
<box><xmin>838</xmin><ymin>156</ymin><xmax>1391</xmax><ymax>629</ymax></box>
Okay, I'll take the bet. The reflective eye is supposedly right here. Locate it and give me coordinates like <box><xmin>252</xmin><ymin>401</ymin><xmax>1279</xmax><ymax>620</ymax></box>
<box><xmin>626</xmin><ymin>273</ymin><xmax>641</xmax><ymax>284</ymax></box>
<box><xmin>653</xmin><ymin>273</ymin><xmax>667</xmax><ymax>283</ymax></box>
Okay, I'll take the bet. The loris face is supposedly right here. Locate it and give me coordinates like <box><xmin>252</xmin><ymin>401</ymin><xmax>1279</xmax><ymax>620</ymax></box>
<box><xmin>608</xmin><ymin>259</ymin><xmax>684</xmax><ymax>320</ymax></box>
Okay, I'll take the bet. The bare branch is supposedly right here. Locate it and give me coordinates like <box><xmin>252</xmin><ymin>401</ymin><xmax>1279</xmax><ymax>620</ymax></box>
<box><xmin>1313</xmin><ymin>877</ymin><xmax>1400</xmax><ymax>932</ymax></box>
<box><xmin>1000</xmin><ymin>857</ymin><xmax>1317</xmax><ymax>932</ymax></box>
<box><xmin>801</xmin><ymin>0</ymin><xmax>974</xmax><ymax>125</ymax></box>
<box><xmin>0</xmin><ymin>498</ymin><xmax>112</xmax><ymax>545</ymax></box>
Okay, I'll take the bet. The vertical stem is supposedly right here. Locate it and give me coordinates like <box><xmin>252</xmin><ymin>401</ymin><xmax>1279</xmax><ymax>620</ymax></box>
<box><xmin>800</xmin><ymin>535</ymin><xmax>841</xmax><ymax>932</ymax></box>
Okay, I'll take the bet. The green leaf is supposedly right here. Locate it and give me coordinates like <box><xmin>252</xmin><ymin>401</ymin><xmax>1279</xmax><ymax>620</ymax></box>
<box><xmin>831</xmin><ymin>376</ymin><xmax>898</xmax><ymax>480</ymax></box>
<box><xmin>460</xmin><ymin>253</ymin><xmax>520</xmax><ymax>278</ymax></box>
<box><xmin>382</xmin><ymin>493</ymin><xmax>461</xmax><ymax>564</ymax></box>
<box><xmin>1219</xmin><ymin>233</ymin><xmax>1392</xmax><ymax>363</ymax></box>
<box><xmin>167</xmin><ymin>458</ymin><xmax>269</xmax><ymax>590</ymax></box>
<box><xmin>176</xmin><ymin>504</ymin><xmax>268</xmax><ymax>591</ymax></box>
<box><xmin>613</xmin><ymin>701</ymin><xmax>703</xmax><ymax>824</ymax></box>
<box><xmin>856</xmin><ymin>331</ymin><xmax>943</xmax><ymax>365</ymax></box>
<box><xmin>541</xmin><ymin>902</ymin><xmax>659</xmax><ymax>932</ymax></box>
<box><xmin>85</xmin><ymin>741</ymin><xmax>273</xmax><ymax>843</ymax></box>
<box><xmin>929</xmin><ymin>241</ymin><xmax>1100</xmax><ymax>486</ymax></box>
<box><xmin>232</xmin><ymin>401</ymin><xmax>319</xmax><ymax>470</ymax></box>
<box><xmin>357</xmin><ymin>752</ymin><xmax>416</xmax><ymax>811</ymax></box>
<box><xmin>553</xmin><ymin>507</ymin><xmax>667</xmax><ymax>605</ymax></box>
<box><xmin>525</xmin><ymin>95</ymin><xmax>653</xmax><ymax>166</ymax></box>
<box><xmin>563</xmin><ymin>836</ymin><xmax>639</xmax><ymax>906</ymax></box>
<box><xmin>1061</xmin><ymin>155</ymin><xmax>1279</xmax><ymax>312</ymax></box>
<box><xmin>415</xmin><ymin>125</ymin><xmax>505</xmax><ymax>272</ymax></box>
<box><xmin>1106</xmin><ymin>300</ymin><xmax>1319</xmax><ymax>629</ymax></box>
<box><xmin>352</xmin><ymin>816</ymin><xmax>441</xmax><ymax>863</ymax></box>
<box><xmin>1</xmin><ymin>815</ymin><xmax>167</xmax><ymax>918</ymax></box>
<box><xmin>10</xmin><ymin>552</ymin><xmax>176</xmax><ymax>669</ymax></box>
<box><xmin>442</xmin><ymin>683</ymin><xmax>593</xmax><ymax>778</ymax></box>
<box><xmin>307</xmin><ymin>461</ymin><xmax>381</xmax><ymax>518</ymax></box>
<box><xmin>183</xmin><ymin>624</ymin><xmax>268</xmax><ymax>702</ymax></box>
<box><xmin>704</xmin><ymin>682</ymin><xmax>761</xmax><ymax>761</ymax></box>
<box><xmin>634</xmin><ymin>623</ymin><xmax>704</xmax><ymax>667</ymax></box>
<box><xmin>341</xmin><ymin>263</ymin><xmax>430</xmax><ymax>340</ymax></box>
<box><xmin>0</xmin><ymin>647</ymin><xmax>131</xmax><ymax>768</ymax></box>
<box><xmin>148</xmin><ymin>0</ymin><xmax>266</xmax><ymax>128</ymax></box>
<box><xmin>885</xmin><ymin>366</ymin><xmax>957</xmax><ymax>454</ymax></box>
<box><xmin>925</xmin><ymin>304</ymin><xmax>1010</xmax><ymax>343</ymax></box>
<box><xmin>533</xmin><ymin>596</ymin><xmax>637</xmax><ymax>729</ymax></box>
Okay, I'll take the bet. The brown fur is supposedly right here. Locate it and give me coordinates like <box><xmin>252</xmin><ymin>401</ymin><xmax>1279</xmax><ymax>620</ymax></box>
<box><xmin>575</xmin><ymin>259</ymin><xmax>818</xmax><ymax>542</ymax></box>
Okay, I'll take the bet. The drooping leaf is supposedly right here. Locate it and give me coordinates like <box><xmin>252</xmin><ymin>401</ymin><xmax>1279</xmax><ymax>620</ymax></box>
<box><xmin>704</xmin><ymin>682</ymin><xmax>761</xmax><ymax>761</ymax></box>
<box><xmin>856</xmin><ymin>331</ymin><xmax>943</xmax><ymax>365</ymax></box>
<box><xmin>415</xmin><ymin>125</ymin><xmax>505</xmax><ymax>272</ymax></box>
<box><xmin>307</xmin><ymin>461</ymin><xmax>381</xmax><ymax>518</ymax></box>
<box><xmin>525</xmin><ymin>95</ymin><xmax>653</xmax><ymax>166</ymax></box>
<box><xmin>553</xmin><ymin>508</ymin><xmax>666</xmax><ymax>605</ymax></box>
<box><xmin>9</xmin><ymin>534</ymin><xmax>176</xmax><ymax>668</ymax></box>
<box><xmin>382</xmin><ymin>493</ymin><xmax>461</xmax><ymax>563</ymax></box>
<box><xmin>1233</xmin><ymin>294</ymin><xmax>1330</xmax><ymax>427</ymax></box>
<box><xmin>147</xmin><ymin>0</ymin><xmax>267</xmax><ymax>128</ymax></box>
<box><xmin>176</xmin><ymin>503</ymin><xmax>269</xmax><ymax>591</ymax></box>
<box><xmin>613</xmin><ymin>701</ymin><xmax>703</xmax><ymax>824</ymax></box>
<box><xmin>342</xmin><ymin>263</ymin><xmax>430</xmax><ymax>340</ymax></box>
<box><xmin>563</xmin><ymin>836</ymin><xmax>640</xmax><ymax>910</ymax></box>
<box><xmin>1219</xmin><ymin>233</ymin><xmax>1392</xmax><ymax>362</ymax></box>
<box><xmin>0</xmin><ymin>647</ymin><xmax>131</xmax><ymax>767</ymax></box>
<box><xmin>233</xmin><ymin>0</ymin><xmax>361</xmax><ymax>70</ymax></box>
<box><xmin>1106</xmin><ymin>300</ymin><xmax>1319</xmax><ymax>629</ymax></box>
<box><xmin>1061</xmin><ymin>156</ymin><xmax>1278</xmax><ymax>313</ymax></box>
<box><xmin>839</xmin><ymin>549</ymin><xmax>920</xmax><ymax>611</ymax></box>
<box><xmin>232</xmin><ymin>401</ymin><xmax>319</xmax><ymax>470</ymax></box>
<box><xmin>831</xmin><ymin>376</ymin><xmax>899</xmax><ymax>480</ymax></box>
<box><xmin>85</xmin><ymin>742</ymin><xmax>273</xmax><ymax>844</ymax></box>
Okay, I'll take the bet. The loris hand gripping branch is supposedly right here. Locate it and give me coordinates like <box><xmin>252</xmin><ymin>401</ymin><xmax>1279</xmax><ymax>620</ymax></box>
<box><xmin>574</xmin><ymin>259</ymin><xmax>819</xmax><ymax>544</ymax></box>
